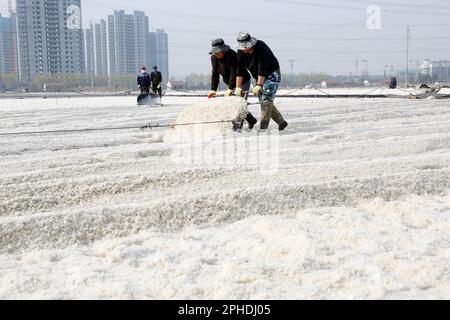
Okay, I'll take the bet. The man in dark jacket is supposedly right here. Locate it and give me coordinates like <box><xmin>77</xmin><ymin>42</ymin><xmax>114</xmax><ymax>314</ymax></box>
<box><xmin>389</xmin><ymin>77</ymin><xmax>397</xmax><ymax>89</ymax></box>
<box><xmin>137</xmin><ymin>66</ymin><xmax>151</xmax><ymax>94</ymax></box>
<box><xmin>209</xmin><ymin>38</ymin><xmax>257</xmax><ymax>130</ymax></box>
<box><xmin>151</xmin><ymin>65</ymin><xmax>163</xmax><ymax>98</ymax></box>
<box><xmin>235</xmin><ymin>32</ymin><xmax>288</xmax><ymax>131</ymax></box>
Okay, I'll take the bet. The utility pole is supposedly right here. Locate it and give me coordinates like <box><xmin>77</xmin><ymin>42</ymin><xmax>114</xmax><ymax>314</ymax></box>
<box><xmin>288</xmin><ymin>59</ymin><xmax>294</xmax><ymax>74</ymax></box>
<box><xmin>406</xmin><ymin>25</ymin><xmax>410</xmax><ymax>87</ymax></box>
<box><xmin>361</xmin><ymin>59</ymin><xmax>368</xmax><ymax>76</ymax></box>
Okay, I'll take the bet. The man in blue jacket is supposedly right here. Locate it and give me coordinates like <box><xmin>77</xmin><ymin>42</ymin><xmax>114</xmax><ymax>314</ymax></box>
<box><xmin>235</xmin><ymin>32</ymin><xmax>288</xmax><ymax>131</ymax></box>
<box><xmin>137</xmin><ymin>66</ymin><xmax>151</xmax><ymax>94</ymax></box>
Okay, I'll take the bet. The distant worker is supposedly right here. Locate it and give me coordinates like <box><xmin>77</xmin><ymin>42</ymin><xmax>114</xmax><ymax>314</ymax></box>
<box><xmin>208</xmin><ymin>38</ymin><xmax>257</xmax><ymax>130</ymax></box>
<box><xmin>151</xmin><ymin>65</ymin><xmax>163</xmax><ymax>99</ymax></box>
<box><xmin>235</xmin><ymin>32</ymin><xmax>288</xmax><ymax>131</ymax></box>
<box><xmin>137</xmin><ymin>65</ymin><xmax>151</xmax><ymax>94</ymax></box>
<box><xmin>389</xmin><ymin>77</ymin><xmax>397</xmax><ymax>89</ymax></box>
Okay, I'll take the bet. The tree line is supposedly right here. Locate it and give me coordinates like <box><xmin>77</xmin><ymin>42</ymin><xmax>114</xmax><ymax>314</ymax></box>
<box><xmin>1</xmin><ymin>71</ymin><xmax>436</xmax><ymax>93</ymax></box>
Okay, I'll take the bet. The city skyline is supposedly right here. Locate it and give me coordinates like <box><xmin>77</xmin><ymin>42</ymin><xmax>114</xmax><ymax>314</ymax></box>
<box><xmin>103</xmin><ymin>10</ymin><xmax>169</xmax><ymax>82</ymax></box>
<box><xmin>2</xmin><ymin>2</ymin><xmax>169</xmax><ymax>84</ymax></box>
<box><xmin>1</xmin><ymin>0</ymin><xmax>450</xmax><ymax>77</ymax></box>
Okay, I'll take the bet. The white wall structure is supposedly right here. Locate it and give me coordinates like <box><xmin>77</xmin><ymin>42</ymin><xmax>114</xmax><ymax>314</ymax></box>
<box><xmin>422</xmin><ymin>59</ymin><xmax>450</xmax><ymax>83</ymax></box>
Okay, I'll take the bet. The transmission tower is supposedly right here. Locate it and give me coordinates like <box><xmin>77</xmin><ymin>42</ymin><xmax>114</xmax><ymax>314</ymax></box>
<box><xmin>361</xmin><ymin>59</ymin><xmax>369</xmax><ymax>76</ymax></box>
<box><xmin>288</xmin><ymin>59</ymin><xmax>295</xmax><ymax>74</ymax></box>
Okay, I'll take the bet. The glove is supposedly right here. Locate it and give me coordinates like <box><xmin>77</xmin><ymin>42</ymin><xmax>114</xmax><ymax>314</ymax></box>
<box><xmin>253</xmin><ymin>85</ymin><xmax>263</xmax><ymax>96</ymax></box>
<box><xmin>224</xmin><ymin>89</ymin><xmax>233</xmax><ymax>96</ymax></box>
<box><xmin>234</xmin><ymin>87</ymin><xmax>242</xmax><ymax>97</ymax></box>
<box><xmin>208</xmin><ymin>91</ymin><xmax>217</xmax><ymax>99</ymax></box>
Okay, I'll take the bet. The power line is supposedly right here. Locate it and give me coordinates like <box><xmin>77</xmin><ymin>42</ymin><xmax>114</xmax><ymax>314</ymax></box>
<box><xmin>265</xmin><ymin>36</ymin><xmax>450</xmax><ymax>42</ymax></box>
<box><xmin>169</xmin><ymin>41</ymin><xmax>450</xmax><ymax>52</ymax></box>
<box><xmin>265</xmin><ymin>0</ymin><xmax>450</xmax><ymax>16</ymax></box>
<box><xmin>0</xmin><ymin>125</ymin><xmax>141</xmax><ymax>136</ymax></box>
<box><xmin>333</xmin><ymin>0</ymin><xmax>450</xmax><ymax>10</ymax></box>
<box><xmin>0</xmin><ymin>120</ymin><xmax>235</xmax><ymax>137</ymax></box>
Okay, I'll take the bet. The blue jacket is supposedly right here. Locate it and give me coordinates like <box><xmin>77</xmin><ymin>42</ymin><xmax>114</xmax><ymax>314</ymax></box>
<box><xmin>137</xmin><ymin>72</ymin><xmax>151</xmax><ymax>88</ymax></box>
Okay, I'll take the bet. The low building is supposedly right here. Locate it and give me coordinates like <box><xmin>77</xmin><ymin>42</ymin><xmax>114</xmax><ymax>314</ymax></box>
<box><xmin>422</xmin><ymin>60</ymin><xmax>450</xmax><ymax>83</ymax></box>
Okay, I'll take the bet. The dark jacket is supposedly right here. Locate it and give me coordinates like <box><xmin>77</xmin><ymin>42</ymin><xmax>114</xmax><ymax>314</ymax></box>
<box><xmin>211</xmin><ymin>49</ymin><xmax>251</xmax><ymax>91</ymax></box>
<box><xmin>236</xmin><ymin>40</ymin><xmax>280</xmax><ymax>80</ymax></box>
<box><xmin>137</xmin><ymin>72</ymin><xmax>151</xmax><ymax>88</ymax></box>
<box><xmin>389</xmin><ymin>77</ymin><xmax>397</xmax><ymax>89</ymax></box>
<box><xmin>151</xmin><ymin>71</ymin><xmax>163</xmax><ymax>85</ymax></box>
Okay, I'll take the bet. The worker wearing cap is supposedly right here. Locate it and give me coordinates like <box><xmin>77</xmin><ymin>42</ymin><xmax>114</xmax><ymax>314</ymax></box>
<box><xmin>151</xmin><ymin>65</ymin><xmax>163</xmax><ymax>99</ymax></box>
<box><xmin>235</xmin><ymin>32</ymin><xmax>288</xmax><ymax>131</ymax></box>
<box><xmin>208</xmin><ymin>38</ymin><xmax>257</xmax><ymax>129</ymax></box>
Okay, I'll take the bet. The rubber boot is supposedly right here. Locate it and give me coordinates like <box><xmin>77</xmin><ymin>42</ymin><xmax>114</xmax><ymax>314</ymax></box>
<box><xmin>232</xmin><ymin>121</ymin><xmax>243</xmax><ymax>132</ymax></box>
<box><xmin>271</xmin><ymin>105</ymin><xmax>285</xmax><ymax>125</ymax></box>
<box><xmin>260</xmin><ymin>101</ymin><xmax>273</xmax><ymax>130</ymax></box>
<box><xmin>245</xmin><ymin>112</ymin><xmax>258</xmax><ymax>130</ymax></box>
<box><xmin>270</xmin><ymin>104</ymin><xmax>288</xmax><ymax>131</ymax></box>
<box><xmin>279</xmin><ymin>121</ymin><xmax>288</xmax><ymax>131</ymax></box>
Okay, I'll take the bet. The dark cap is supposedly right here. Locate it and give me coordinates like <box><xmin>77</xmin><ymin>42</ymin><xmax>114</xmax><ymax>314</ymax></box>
<box><xmin>209</xmin><ymin>38</ymin><xmax>231</xmax><ymax>54</ymax></box>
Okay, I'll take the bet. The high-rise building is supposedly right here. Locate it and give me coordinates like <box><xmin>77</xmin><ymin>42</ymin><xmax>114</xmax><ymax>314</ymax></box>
<box><xmin>85</xmin><ymin>23</ymin><xmax>94</xmax><ymax>78</ymax></box>
<box><xmin>107</xmin><ymin>15</ymin><xmax>116</xmax><ymax>77</ymax></box>
<box><xmin>149</xmin><ymin>29</ymin><xmax>169</xmax><ymax>83</ymax></box>
<box><xmin>133</xmin><ymin>11</ymin><xmax>149</xmax><ymax>71</ymax></box>
<box><xmin>0</xmin><ymin>17</ymin><xmax>3</xmax><ymax>74</ymax></box>
<box><xmin>124</xmin><ymin>13</ymin><xmax>136</xmax><ymax>74</ymax></box>
<box><xmin>101</xmin><ymin>10</ymin><xmax>169</xmax><ymax>84</ymax></box>
<box><xmin>93</xmin><ymin>20</ymin><xmax>108</xmax><ymax>76</ymax></box>
<box><xmin>100</xmin><ymin>20</ymin><xmax>108</xmax><ymax>76</ymax></box>
<box><xmin>110</xmin><ymin>10</ymin><xmax>134</xmax><ymax>75</ymax></box>
<box><xmin>108</xmin><ymin>10</ymin><xmax>152</xmax><ymax>76</ymax></box>
<box><xmin>0</xmin><ymin>13</ymin><xmax>18</xmax><ymax>74</ymax></box>
<box><xmin>94</xmin><ymin>24</ymin><xmax>102</xmax><ymax>76</ymax></box>
<box><xmin>16</xmin><ymin>0</ymin><xmax>84</xmax><ymax>81</ymax></box>
<box><xmin>148</xmin><ymin>32</ymin><xmax>157</xmax><ymax>73</ymax></box>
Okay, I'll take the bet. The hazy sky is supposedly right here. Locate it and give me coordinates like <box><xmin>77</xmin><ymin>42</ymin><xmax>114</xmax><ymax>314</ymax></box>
<box><xmin>1</xmin><ymin>0</ymin><xmax>450</xmax><ymax>78</ymax></box>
